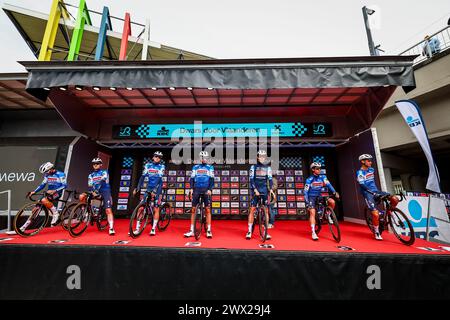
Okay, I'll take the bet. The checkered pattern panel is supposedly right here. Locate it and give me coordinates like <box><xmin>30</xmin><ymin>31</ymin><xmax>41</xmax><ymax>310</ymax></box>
<box><xmin>122</xmin><ymin>157</ymin><xmax>134</xmax><ymax>168</ymax></box>
<box><xmin>291</xmin><ymin>122</ymin><xmax>307</xmax><ymax>137</ymax></box>
<box><xmin>142</xmin><ymin>157</ymin><xmax>151</xmax><ymax>168</ymax></box>
<box><xmin>312</xmin><ymin>156</ymin><xmax>325</xmax><ymax>167</ymax></box>
<box><xmin>135</xmin><ymin>125</ymin><xmax>152</xmax><ymax>138</ymax></box>
<box><xmin>280</xmin><ymin>157</ymin><xmax>303</xmax><ymax>169</ymax></box>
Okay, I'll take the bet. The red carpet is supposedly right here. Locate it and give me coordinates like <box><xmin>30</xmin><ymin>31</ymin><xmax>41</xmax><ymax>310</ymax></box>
<box><xmin>2</xmin><ymin>219</ymin><xmax>449</xmax><ymax>255</ymax></box>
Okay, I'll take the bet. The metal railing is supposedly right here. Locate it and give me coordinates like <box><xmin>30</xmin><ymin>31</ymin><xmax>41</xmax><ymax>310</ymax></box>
<box><xmin>0</xmin><ymin>190</ymin><xmax>12</xmax><ymax>233</ymax></box>
<box><xmin>399</xmin><ymin>25</ymin><xmax>450</xmax><ymax>65</ymax></box>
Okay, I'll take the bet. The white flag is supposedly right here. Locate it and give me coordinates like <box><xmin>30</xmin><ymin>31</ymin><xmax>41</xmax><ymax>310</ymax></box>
<box><xmin>395</xmin><ymin>100</ymin><xmax>441</xmax><ymax>193</ymax></box>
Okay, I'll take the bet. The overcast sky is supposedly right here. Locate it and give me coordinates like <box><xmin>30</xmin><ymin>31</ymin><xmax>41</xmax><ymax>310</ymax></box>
<box><xmin>0</xmin><ymin>0</ymin><xmax>449</xmax><ymax>72</ymax></box>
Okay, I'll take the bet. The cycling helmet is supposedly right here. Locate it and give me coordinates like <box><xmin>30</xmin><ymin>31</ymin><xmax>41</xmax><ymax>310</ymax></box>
<box><xmin>257</xmin><ymin>150</ymin><xmax>267</xmax><ymax>157</ymax></box>
<box><xmin>92</xmin><ymin>157</ymin><xmax>103</xmax><ymax>164</ymax></box>
<box><xmin>39</xmin><ymin>162</ymin><xmax>54</xmax><ymax>174</ymax></box>
<box><xmin>199</xmin><ymin>151</ymin><xmax>209</xmax><ymax>158</ymax></box>
<box><xmin>358</xmin><ymin>154</ymin><xmax>373</xmax><ymax>161</ymax></box>
<box><xmin>153</xmin><ymin>151</ymin><xmax>163</xmax><ymax>158</ymax></box>
<box><xmin>310</xmin><ymin>162</ymin><xmax>322</xmax><ymax>170</ymax></box>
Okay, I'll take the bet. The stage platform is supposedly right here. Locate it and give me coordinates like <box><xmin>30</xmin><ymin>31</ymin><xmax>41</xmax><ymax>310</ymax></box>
<box><xmin>1</xmin><ymin>220</ymin><xmax>450</xmax><ymax>299</ymax></box>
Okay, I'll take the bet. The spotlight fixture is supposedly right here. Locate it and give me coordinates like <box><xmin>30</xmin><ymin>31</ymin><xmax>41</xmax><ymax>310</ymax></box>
<box><xmin>207</xmin><ymin>87</ymin><xmax>213</xmax><ymax>90</ymax></box>
<box><xmin>93</xmin><ymin>86</ymin><xmax>101</xmax><ymax>91</ymax></box>
<box><xmin>126</xmin><ymin>87</ymin><xmax>133</xmax><ymax>91</ymax></box>
<box><xmin>110</xmin><ymin>87</ymin><xmax>117</xmax><ymax>91</ymax></box>
<box><xmin>365</xmin><ymin>7</ymin><xmax>375</xmax><ymax>15</ymax></box>
<box><xmin>43</xmin><ymin>87</ymin><xmax>50</xmax><ymax>91</ymax></box>
<box><xmin>59</xmin><ymin>86</ymin><xmax>67</xmax><ymax>91</ymax></box>
<box><xmin>187</xmin><ymin>87</ymin><xmax>193</xmax><ymax>91</ymax></box>
<box><xmin>75</xmin><ymin>85</ymin><xmax>83</xmax><ymax>91</ymax></box>
<box><xmin>151</xmin><ymin>87</ymin><xmax>157</xmax><ymax>91</ymax></box>
<box><xmin>169</xmin><ymin>87</ymin><xmax>176</xmax><ymax>91</ymax></box>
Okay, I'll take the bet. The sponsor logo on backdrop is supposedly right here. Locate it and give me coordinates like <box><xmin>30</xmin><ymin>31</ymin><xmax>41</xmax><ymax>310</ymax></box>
<box><xmin>0</xmin><ymin>172</ymin><xmax>36</xmax><ymax>182</ymax></box>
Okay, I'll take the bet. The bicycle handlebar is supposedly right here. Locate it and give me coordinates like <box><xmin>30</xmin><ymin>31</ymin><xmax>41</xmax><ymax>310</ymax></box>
<box><xmin>27</xmin><ymin>192</ymin><xmax>47</xmax><ymax>202</ymax></box>
<box><xmin>396</xmin><ymin>192</ymin><xmax>406</xmax><ymax>202</ymax></box>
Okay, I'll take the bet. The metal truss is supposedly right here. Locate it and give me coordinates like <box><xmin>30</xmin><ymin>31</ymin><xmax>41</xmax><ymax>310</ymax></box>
<box><xmin>97</xmin><ymin>140</ymin><xmax>344</xmax><ymax>149</ymax></box>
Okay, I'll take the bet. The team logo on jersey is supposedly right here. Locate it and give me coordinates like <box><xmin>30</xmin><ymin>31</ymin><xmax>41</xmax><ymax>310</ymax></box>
<box><xmin>255</xmin><ymin>169</ymin><xmax>268</xmax><ymax>176</ymax></box>
<box><xmin>147</xmin><ymin>168</ymin><xmax>159</xmax><ymax>175</ymax></box>
<box><xmin>311</xmin><ymin>181</ymin><xmax>324</xmax><ymax>187</ymax></box>
<box><xmin>365</xmin><ymin>172</ymin><xmax>374</xmax><ymax>180</ymax></box>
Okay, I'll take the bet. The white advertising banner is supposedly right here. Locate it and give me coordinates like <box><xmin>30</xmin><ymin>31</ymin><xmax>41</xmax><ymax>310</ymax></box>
<box><xmin>428</xmin><ymin>196</ymin><xmax>450</xmax><ymax>244</ymax></box>
<box><xmin>395</xmin><ymin>100</ymin><xmax>441</xmax><ymax>193</ymax></box>
<box><xmin>397</xmin><ymin>196</ymin><xmax>430</xmax><ymax>240</ymax></box>
<box><xmin>397</xmin><ymin>195</ymin><xmax>450</xmax><ymax>244</ymax></box>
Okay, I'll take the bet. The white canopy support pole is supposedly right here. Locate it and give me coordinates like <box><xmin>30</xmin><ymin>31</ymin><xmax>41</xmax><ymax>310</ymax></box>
<box><xmin>371</xmin><ymin>127</ymin><xmax>388</xmax><ymax>192</ymax></box>
<box><xmin>141</xmin><ymin>19</ymin><xmax>151</xmax><ymax>60</ymax></box>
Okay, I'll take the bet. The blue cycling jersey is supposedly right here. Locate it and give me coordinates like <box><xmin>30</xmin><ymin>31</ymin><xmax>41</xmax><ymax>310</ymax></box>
<box><xmin>190</xmin><ymin>164</ymin><xmax>214</xmax><ymax>190</ymax></box>
<box><xmin>138</xmin><ymin>161</ymin><xmax>165</xmax><ymax>194</ymax></box>
<box><xmin>250</xmin><ymin>163</ymin><xmax>273</xmax><ymax>195</ymax></box>
<box><xmin>356</xmin><ymin>167</ymin><xmax>379</xmax><ymax>196</ymax></box>
<box><xmin>304</xmin><ymin>174</ymin><xmax>336</xmax><ymax>203</ymax></box>
<box><xmin>34</xmin><ymin>170</ymin><xmax>67</xmax><ymax>193</ymax></box>
<box><xmin>88</xmin><ymin>169</ymin><xmax>111</xmax><ymax>193</ymax></box>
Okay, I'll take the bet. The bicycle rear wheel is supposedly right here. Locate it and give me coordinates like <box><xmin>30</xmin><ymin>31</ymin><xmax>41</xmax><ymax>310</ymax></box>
<box><xmin>129</xmin><ymin>203</ymin><xmax>150</xmax><ymax>238</ymax></box>
<box><xmin>315</xmin><ymin>211</ymin><xmax>322</xmax><ymax>235</ymax></box>
<box><xmin>389</xmin><ymin>208</ymin><xmax>415</xmax><ymax>246</ymax></box>
<box><xmin>14</xmin><ymin>203</ymin><xmax>49</xmax><ymax>237</ymax></box>
<box><xmin>96</xmin><ymin>208</ymin><xmax>109</xmax><ymax>231</ymax></box>
<box><xmin>68</xmin><ymin>203</ymin><xmax>91</xmax><ymax>237</ymax></box>
<box><xmin>157</xmin><ymin>203</ymin><xmax>172</xmax><ymax>231</ymax></box>
<box><xmin>61</xmin><ymin>202</ymin><xmax>77</xmax><ymax>231</ymax></box>
<box><xmin>326</xmin><ymin>207</ymin><xmax>341</xmax><ymax>243</ymax></box>
<box><xmin>194</xmin><ymin>205</ymin><xmax>204</xmax><ymax>240</ymax></box>
<box><xmin>258</xmin><ymin>206</ymin><xmax>268</xmax><ymax>242</ymax></box>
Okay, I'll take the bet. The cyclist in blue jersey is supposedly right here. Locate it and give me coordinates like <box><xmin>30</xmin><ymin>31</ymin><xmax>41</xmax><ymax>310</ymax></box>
<box><xmin>304</xmin><ymin>162</ymin><xmax>340</xmax><ymax>241</ymax></box>
<box><xmin>79</xmin><ymin>158</ymin><xmax>115</xmax><ymax>235</ymax></box>
<box><xmin>28</xmin><ymin>162</ymin><xmax>67</xmax><ymax>226</ymax></box>
<box><xmin>133</xmin><ymin>151</ymin><xmax>165</xmax><ymax>236</ymax></box>
<box><xmin>246</xmin><ymin>150</ymin><xmax>274</xmax><ymax>240</ymax></box>
<box><xmin>356</xmin><ymin>154</ymin><xmax>390</xmax><ymax>240</ymax></box>
<box><xmin>184</xmin><ymin>151</ymin><xmax>214</xmax><ymax>239</ymax></box>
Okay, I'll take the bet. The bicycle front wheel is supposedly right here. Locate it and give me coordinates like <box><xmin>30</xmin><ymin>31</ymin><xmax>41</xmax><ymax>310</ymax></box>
<box><xmin>61</xmin><ymin>202</ymin><xmax>77</xmax><ymax>231</ymax></box>
<box><xmin>157</xmin><ymin>203</ymin><xmax>172</xmax><ymax>231</ymax></box>
<box><xmin>326</xmin><ymin>207</ymin><xmax>341</xmax><ymax>243</ymax></box>
<box><xmin>194</xmin><ymin>205</ymin><xmax>204</xmax><ymax>240</ymax></box>
<box><xmin>96</xmin><ymin>208</ymin><xmax>109</xmax><ymax>231</ymax></box>
<box><xmin>14</xmin><ymin>203</ymin><xmax>49</xmax><ymax>237</ymax></box>
<box><xmin>68</xmin><ymin>203</ymin><xmax>91</xmax><ymax>237</ymax></box>
<box><xmin>315</xmin><ymin>211</ymin><xmax>322</xmax><ymax>235</ymax></box>
<box><xmin>389</xmin><ymin>208</ymin><xmax>415</xmax><ymax>246</ymax></box>
<box><xmin>258</xmin><ymin>206</ymin><xmax>268</xmax><ymax>242</ymax></box>
<box><xmin>129</xmin><ymin>203</ymin><xmax>150</xmax><ymax>238</ymax></box>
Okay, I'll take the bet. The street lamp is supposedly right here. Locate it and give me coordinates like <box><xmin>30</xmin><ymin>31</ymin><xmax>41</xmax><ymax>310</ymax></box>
<box><xmin>362</xmin><ymin>6</ymin><xmax>377</xmax><ymax>56</ymax></box>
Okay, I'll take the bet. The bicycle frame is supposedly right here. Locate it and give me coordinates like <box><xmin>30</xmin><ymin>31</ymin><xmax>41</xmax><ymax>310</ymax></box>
<box><xmin>141</xmin><ymin>192</ymin><xmax>156</xmax><ymax>217</ymax></box>
<box><xmin>83</xmin><ymin>192</ymin><xmax>107</xmax><ymax>224</ymax></box>
<box><xmin>376</xmin><ymin>193</ymin><xmax>405</xmax><ymax>230</ymax></box>
<box><xmin>196</xmin><ymin>194</ymin><xmax>209</xmax><ymax>222</ymax></box>
<box><xmin>253</xmin><ymin>195</ymin><xmax>268</xmax><ymax>219</ymax></box>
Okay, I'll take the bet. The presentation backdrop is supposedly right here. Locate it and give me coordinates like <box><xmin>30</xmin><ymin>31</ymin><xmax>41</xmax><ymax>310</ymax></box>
<box><xmin>112</xmin><ymin>152</ymin><xmax>334</xmax><ymax>218</ymax></box>
<box><xmin>0</xmin><ymin>146</ymin><xmax>58</xmax><ymax>210</ymax></box>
